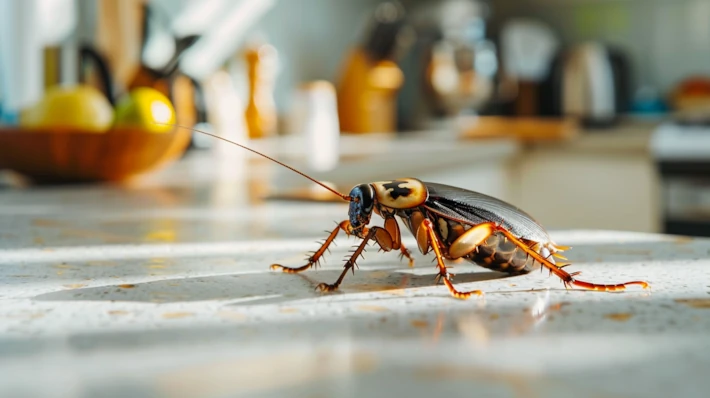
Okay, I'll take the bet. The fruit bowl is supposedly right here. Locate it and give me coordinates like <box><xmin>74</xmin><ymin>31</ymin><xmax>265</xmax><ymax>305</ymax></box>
<box><xmin>0</xmin><ymin>126</ymin><xmax>191</xmax><ymax>183</ymax></box>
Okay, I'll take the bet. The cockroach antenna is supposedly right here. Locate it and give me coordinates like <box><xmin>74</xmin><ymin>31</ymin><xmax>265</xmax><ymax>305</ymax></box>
<box><xmin>163</xmin><ymin>123</ymin><xmax>352</xmax><ymax>201</ymax></box>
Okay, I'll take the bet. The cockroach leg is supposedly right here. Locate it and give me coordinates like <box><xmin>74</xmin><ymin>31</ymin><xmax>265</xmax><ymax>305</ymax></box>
<box><xmin>383</xmin><ymin>215</ymin><xmax>414</xmax><ymax>266</ymax></box>
<box><xmin>383</xmin><ymin>216</ymin><xmax>401</xmax><ymax>249</ymax></box>
<box><xmin>271</xmin><ymin>220</ymin><xmax>350</xmax><ymax>273</ymax></box>
<box><xmin>316</xmin><ymin>226</ymin><xmax>382</xmax><ymax>292</ymax></box>
<box><xmin>447</xmin><ymin>222</ymin><xmax>494</xmax><ymax>258</ymax></box>
<box><xmin>317</xmin><ymin>224</ymin><xmax>402</xmax><ymax>292</ymax></box>
<box><xmin>420</xmin><ymin>219</ymin><xmax>483</xmax><ymax>299</ymax></box>
<box><xmin>490</xmin><ymin>224</ymin><xmax>651</xmax><ymax>292</ymax></box>
<box><xmin>564</xmin><ymin>277</ymin><xmax>649</xmax><ymax>292</ymax></box>
<box><xmin>398</xmin><ymin>243</ymin><xmax>415</xmax><ymax>267</ymax></box>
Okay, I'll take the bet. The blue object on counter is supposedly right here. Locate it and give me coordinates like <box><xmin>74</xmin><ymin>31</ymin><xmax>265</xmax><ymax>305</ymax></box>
<box><xmin>631</xmin><ymin>85</ymin><xmax>668</xmax><ymax>115</ymax></box>
<box><xmin>631</xmin><ymin>98</ymin><xmax>668</xmax><ymax>114</ymax></box>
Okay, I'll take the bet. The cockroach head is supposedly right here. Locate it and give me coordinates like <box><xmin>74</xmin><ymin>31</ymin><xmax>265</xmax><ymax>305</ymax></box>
<box><xmin>348</xmin><ymin>184</ymin><xmax>375</xmax><ymax>231</ymax></box>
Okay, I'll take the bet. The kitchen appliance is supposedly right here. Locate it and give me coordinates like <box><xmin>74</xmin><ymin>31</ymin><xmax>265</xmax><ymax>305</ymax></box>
<box><xmin>396</xmin><ymin>0</ymin><xmax>497</xmax><ymax>131</ymax></box>
<box><xmin>651</xmin><ymin>120</ymin><xmax>710</xmax><ymax>237</ymax></box>
<box><xmin>336</xmin><ymin>1</ymin><xmax>407</xmax><ymax>134</ymax></box>
<box><xmin>499</xmin><ymin>18</ymin><xmax>559</xmax><ymax>117</ymax></box>
<box><xmin>539</xmin><ymin>42</ymin><xmax>631</xmax><ymax>128</ymax></box>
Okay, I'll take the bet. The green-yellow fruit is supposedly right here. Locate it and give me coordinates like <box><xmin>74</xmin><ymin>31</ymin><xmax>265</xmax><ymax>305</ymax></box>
<box><xmin>19</xmin><ymin>85</ymin><xmax>113</xmax><ymax>133</ymax></box>
<box><xmin>113</xmin><ymin>87</ymin><xmax>176</xmax><ymax>134</ymax></box>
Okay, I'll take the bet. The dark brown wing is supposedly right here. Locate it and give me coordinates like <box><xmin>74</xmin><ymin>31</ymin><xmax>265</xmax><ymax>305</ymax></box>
<box><xmin>423</xmin><ymin>182</ymin><xmax>551</xmax><ymax>243</ymax></box>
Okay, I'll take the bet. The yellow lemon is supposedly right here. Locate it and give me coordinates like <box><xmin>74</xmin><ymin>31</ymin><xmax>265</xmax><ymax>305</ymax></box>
<box><xmin>19</xmin><ymin>85</ymin><xmax>114</xmax><ymax>133</ymax></box>
<box><xmin>113</xmin><ymin>87</ymin><xmax>176</xmax><ymax>134</ymax></box>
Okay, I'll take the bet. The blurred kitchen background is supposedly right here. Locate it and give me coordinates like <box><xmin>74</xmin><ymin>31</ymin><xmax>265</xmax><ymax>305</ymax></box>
<box><xmin>1</xmin><ymin>0</ymin><xmax>710</xmax><ymax>237</ymax></box>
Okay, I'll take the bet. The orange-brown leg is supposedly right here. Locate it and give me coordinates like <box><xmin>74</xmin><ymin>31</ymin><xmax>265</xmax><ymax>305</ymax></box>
<box><xmin>399</xmin><ymin>242</ymin><xmax>414</xmax><ymax>267</ymax></box>
<box><xmin>271</xmin><ymin>220</ymin><xmax>350</xmax><ymax>273</ymax></box>
<box><xmin>419</xmin><ymin>219</ymin><xmax>484</xmax><ymax>299</ymax></box>
<box><xmin>383</xmin><ymin>216</ymin><xmax>414</xmax><ymax>267</ymax></box>
<box><xmin>479</xmin><ymin>222</ymin><xmax>650</xmax><ymax>292</ymax></box>
<box><xmin>317</xmin><ymin>225</ymin><xmax>396</xmax><ymax>292</ymax></box>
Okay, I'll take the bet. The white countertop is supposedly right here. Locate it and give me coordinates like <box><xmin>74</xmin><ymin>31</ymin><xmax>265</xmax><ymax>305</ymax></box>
<box><xmin>1</xmin><ymin>135</ymin><xmax>709</xmax><ymax>398</ymax></box>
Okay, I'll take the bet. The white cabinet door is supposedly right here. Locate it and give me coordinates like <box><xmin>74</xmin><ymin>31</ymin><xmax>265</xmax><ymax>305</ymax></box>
<box><xmin>510</xmin><ymin>150</ymin><xmax>661</xmax><ymax>233</ymax></box>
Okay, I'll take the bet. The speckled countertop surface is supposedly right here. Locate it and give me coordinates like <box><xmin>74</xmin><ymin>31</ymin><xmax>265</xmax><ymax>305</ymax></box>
<box><xmin>1</xmin><ymin>146</ymin><xmax>710</xmax><ymax>398</ymax></box>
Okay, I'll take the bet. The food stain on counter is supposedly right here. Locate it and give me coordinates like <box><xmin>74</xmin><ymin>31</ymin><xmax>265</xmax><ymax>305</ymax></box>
<box><xmin>675</xmin><ymin>298</ymin><xmax>710</xmax><ymax>309</ymax></box>
<box><xmin>162</xmin><ymin>312</ymin><xmax>195</xmax><ymax>319</ymax></box>
<box><xmin>118</xmin><ymin>284</ymin><xmax>136</xmax><ymax>289</ymax></box>
<box><xmin>107</xmin><ymin>310</ymin><xmax>130</xmax><ymax>316</ymax></box>
<box><xmin>62</xmin><ymin>284</ymin><xmax>87</xmax><ymax>289</ymax></box>
<box><xmin>604</xmin><ymin>313</ymin><xmax>634</xmax><ymax>322</ymax></box>
<box><xmin>410</xmin><ymin>319</ymin><xmax>429</xmax><ymax>329</ymax></box>
<box><xmin>218</xmin><ymin>310</ymin><xmax>247</xmax><ymax>321</ymax></box>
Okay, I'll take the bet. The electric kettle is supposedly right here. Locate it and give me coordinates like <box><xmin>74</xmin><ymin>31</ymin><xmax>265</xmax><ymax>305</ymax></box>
<box><xmin>539</xmin><ymin>41</ymin><xmax>631</xmax><ymax>127</ymax></box>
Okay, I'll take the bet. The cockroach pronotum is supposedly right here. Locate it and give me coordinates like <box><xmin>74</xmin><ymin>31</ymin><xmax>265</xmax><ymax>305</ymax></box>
<box><xmin>178</xmin><ymin>126</ymin><xmax>650</xmax><ymax>299</ymax></box>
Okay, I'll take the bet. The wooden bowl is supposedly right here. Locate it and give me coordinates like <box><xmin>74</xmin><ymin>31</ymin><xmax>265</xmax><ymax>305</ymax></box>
<box><xmin>0</xmin><ymin>126</ymin><xmax>191</xmax><ymax>183</ymax></box>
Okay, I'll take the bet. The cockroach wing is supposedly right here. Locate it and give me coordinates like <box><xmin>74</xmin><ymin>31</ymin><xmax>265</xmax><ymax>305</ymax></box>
<box><xmin>423</xmin><ymin>182</ymin><xmax>552</xmax><ymax>244</ymax></box>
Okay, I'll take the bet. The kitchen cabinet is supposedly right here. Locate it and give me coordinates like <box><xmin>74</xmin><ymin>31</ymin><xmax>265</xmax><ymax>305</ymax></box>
<box><xmin>508</xmin><ymin>123</ymin><xmax>662</xmax><ymax>233</ymax></box>
<box><xmin>511</xmin><ymin>150</ymin><xmax>661</xmax><ymax>233</ymax></box>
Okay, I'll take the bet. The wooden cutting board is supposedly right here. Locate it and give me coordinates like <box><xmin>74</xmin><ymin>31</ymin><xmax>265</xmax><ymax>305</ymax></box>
<box><xmin>458</xmin><ymin>116</ymin><xmax>579</xmax><ymax>142</ymax></box>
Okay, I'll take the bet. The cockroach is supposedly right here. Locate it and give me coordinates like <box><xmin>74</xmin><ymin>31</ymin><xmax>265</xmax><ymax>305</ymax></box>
<box><xmin>179</xmin><ymin>126</ymin><xmax>650</xmax><ymax>299</ymax></box>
